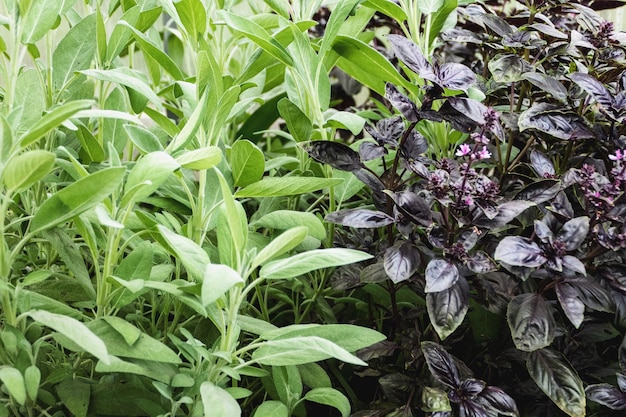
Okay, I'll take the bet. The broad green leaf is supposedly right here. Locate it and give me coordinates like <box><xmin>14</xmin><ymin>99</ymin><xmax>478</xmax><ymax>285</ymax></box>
<box><xmin>3</xmin><ymin>150</ymin><xmax>55</xmax><ymax>192</ymax></box>
<box><xmin>21</xmin><ymin>0</ymin><xmax>63</xmax><ymax>44</ymax></box>
<box><xmin>362</xmin><ymin>0</ymin><xmax>407</xmax><ymax>24</ymax></box>
<box><xmin>260</xmin><ymin>248</ymin><xmax>372</xmax><ymax>279</ymax></box>
<box><xmin>527</xmin><ymin>349</ymin><xmax>586</xmax><ymax>417</ymax></box>
<box><xmin>174</xmin><ymin>0</ymin><xmax>206</xmax><ymax>40</ymax></box>
<box><xmin>0</xmin><ymin>115</ymin><xmax>12</xmax><ymax>162</ymax></box>
<box><xmin>202</xmin><ymin>264</ymin><xmax>244</xmax><ymax>306</ymax></box>
<box><xmin>76</xmin><ymin>125</ymin><xmax>105</xmax><ymax>163</ymax></box>
<box><xmin>14</xmin><ymin>69</ymin><xmax>44</xmax><ymax>131</ymax></box>
<box><xmin>253</xmin><ymin>401</ymin><xmax>288</xmax><ymax>417</ymax></box>
<box><xmin>87</xmin><ymin>318</ymin><xmax>181</xmax><ymax>364</ymax></box>
<box><xmin>325</xmin><ymin>111</ymin><xmax>366</xmax><ymax>135</ymax></box>
<box><xmin>124</xmin><ymin>124</ymin><xmax>163</xmax><ymax>153</ymax></box>
<box><xmin>429</xmin><ymin>0</ymin><xmax>458</xmax><ymax>47</ymax></box>
<box><xmin>263</xmin><ymin>324</ymin><xmax>386</xmax><ymax>353</ymax></box>
<box><xmin>251</xmin><ymin>336</ymin><xmax>367</xmax><ymax>366</ymax></box>
<box><xmin>299</xmin><ymin>363</ymin><xmax>332</xmax><ymax>388</ymax></box>
<box><xmin>231</xmin><ymin>139</ymin><xmax>265</xmax><ymax>187</ymax></box>
<box><xmin>122</xmin><ymin>22</ymin><xmax>184</xmax><ymax>80</ymax></box>
<box><xmin>157</xmin><ymin>225</ymin><xmax>210</xmax><ymax>282</ymax></box>
<box><xmin>17</xmin><ymin>290</ymin><xmax>85</xmax><ymax>320</ymax></box>
<box><xmin>81</xmin><ymin>68</ymin><xmax>163</xmax><ymax>111</ymax></box>
<box><xmin>218</xmin><ymin>10</ymin><xmax>293</xmax><ymax>67</ymax></box>
<box><xmin>27</xmin><ymin>310</ymin><xmax>109</xmax><ymax>364</ymax></box>
<box><xmin>102</xmin><ymin>316</ymin><xmax>141</xmax><ymax>345</ymax></box>
<box><xmin>217</xmin><ymin>170</ymin><xmax>248</xmax><ymax>268</ymax></box>
<box><xmin>166</xmin><ymin>89</ymin><xmax>208</xmax><ymax>152</ymax></box>
<box><xmin>106</xmin><ymin>6</ymin><xmax>140</xmax><ymax>62</ymax></box>
<box><xmin>52</xmin><ymin>13</ymin><xmax>97</xmax><ymax>91</ymax></box>
<box><xmin>56</xmin><ymin>379</ymin><xmax>90</xmax><ymax>417</ymax></box>
<box><xmin>122</xmin><ymin>151</ymin><xmax>179</xmax><ymax>205</ymax></box>
<box><xmin>304</xmin><ymin>388</ymin><xmax>351</xmax><ymax>417</ymax></box>
<box><xmin>235</xmin><ymin>177</ymin><xmax>343</xmax><ymax>198</ymax></box>
<box><xmin>23</xmin><ymin>366</ymin><xmax>40</xmax><ymax>401</ymax></box>
<box><xmin>200</xmin><ymin>382</ymin><xmax>241</xmax><ymax>417</ymax></box>
<box><xmin>175</xmin><ymin>147</ymin><xmax>222</xmax><ymax>170</ymax></box>
<box><xmin>237</xmin><ymin>316</ymin><xmax>279</xmax><ymax>336</ymax></box>
<box><xmin>418</xmin><ymin>0</ymin><xmax>444</xmax><ymax>14</ymax></box>
<box><xmin>333</xmin><ymin>35</ymin><xmax>414</xmax><ymax>96</ymax></box>
<box><xmin>0</xmin><ymin>367</ymin><xmax>26</xmax><ymax>405</ymax></box>
<box><xmin>30</xmin><ymin>167</ymin><xmax>126</xmax><ymax>233</ymax></box>
<box><xmin>277</xmin><ymin>98</ymin><xmax>312</xmax><ymax>142</ymax></box>
<box><xmin>254</xmin><ymin>210</ymin><xmax>326</xmax><ymax>240</ymax></box>
<box><xmin>19</xmin><ymin>100</ymin><xmax>93</xmax><ymax>148</ymax></box>
<box><xmin>249</xmin><ymin>227</ymin><xmax>308</xmax><ymax>271</ymax></box>
<box><xmin>272</xmin><ymin>365</ymin><xmax>302</xmax><ymax>408</ymax></box>
<box><xmin>95</xmin><ymin>356</ymin><xmax>177</xmax><ymax>384</ymax></box>
<box><xmin>318</xmin><ymin>0</ymin><xmax>361</xmax><ymax>60</ymax></box>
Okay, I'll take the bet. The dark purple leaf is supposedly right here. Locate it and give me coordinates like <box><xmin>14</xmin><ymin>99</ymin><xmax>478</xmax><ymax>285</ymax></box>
<box><xmin>518</xmin><ymin>103</ymin><xmax>595</xmax><ymax>140</ymax></box>
<box><xmin>488</xmin><ymin>54</ymin><xmax>531</xmax><ymax>83</ymax></box>
<box><xmin>387</xmin><ymin>34</ymin><xmax>437</xmax><ymax>82</ymax></box>
<box><xmin>389</xmin><ymin>190</ymin><xmax>433</xmax><ymax>227</ymax></box>
<box><xmin>421</xmin><ymin>341</ymin><xmax>462</xmax><ymax>389</ymax></box>
<box><xmin>383</xmin><ymin>241</ymin><xmax>421</xmax><ymax>284</ymax></box>
<box><xmin>620</xmin><ymin>336</ymin><xmax>626</xmax><ymax>371</ymax></box>
<box><xmin>425</xmin><ymin>258</ymin><xmax>460</xmax><ymax>293</ymax></box>
<box><xmin>400</xmin><ymin>131</ymin><xmax>428</xmax><ymax>160</ymax></box>
<box><xmin>569</xmin><ymin>72</ymin><xmax>614</xmax><ymax>110</ymax></box>
<box><xmin>556</xmin><ymin>216</ymin><xmax>589</xmax><ymax>251</ymax></box>
<box><xmin>555</xmin><ymin>281</ymin><xmax>585</xmax><ymax>328</ymax></box>
<box><xmin>406</xmin><ymin>159</ymin><xmax>431</xmax><ymax>178</ymax></box>
<box><xmin>325</xmin><ymin>208</ymin><xmax>395</xmax><ymax>228</ymax></box>
<box><xmin>521</xmin><ymin>73</ymin><xmax>567</xmax><ymax>102</ymax></box>
<box><xmin>548</xmin><ymin>191</ymin><xmax>575</xmax><ymax>219</ymax></box>
<box><xmin>458</xmin><ymin>229</ymin><xmax>479</xmax><ymax>251</ymax></box>
<box><xmin>561</xmin><ymin>255</ymin><xmax>586</xmax><ymax>275</ymax></box>
<box><xmin>427</xmin><ymin>278</ymin><xmax>469</xmax><ymax>340</ymax></box>
<box><xmin>431</xmin><ymin>412</ymin><xmax>453</xmax><ymax>417</ymax></box>
<box><xmin>438</xmin><ymin>101</ymin><xmax>479</xmax><ymax>133</ymax></box>
<box><xmin>477</xmin><ymin>13</ymin><xmax>515</xmax><ymax>37</ymax></box>
<box><xmin>379</xmin><ymin>373</ymin><xmax>413</xmax><ymax>402</ymax></box>
<box><xmin>618</xmin><ymin>374</ymin><xmax>626</xmax><ymax>392</ymax></box>
<box><xmin>494</xmin><ymin>236</ymin><xmax>547</xmax><ymax>268</ymax></box>
<box><xmin>466</xmin><ymin>251</ymin><xmax>497</xmax><ymax>274</ymax></box>
<box><xmin>440</xmin><ymin>28</ymin><xmax>482</xmax><ymax>43</ymax></box>
<box><xmin>529</xmin><ymin>23</ymin><xmax>568</xmax><ymax>39</ymax></box>
<box><xmin>534</xmin><ymin>219</ymin><xmax>554</xmax><ymax>244</ymax></box>
<box><xmin>359</xmin><ymin>141</ymin><xmax>387</xmax><ymax>161</ymax></box>
<box><xmin>385</xmin><ymin>83</ymin><xmax>418</xmax><ymax>122</ymax></box>
<box><xmin>365</xmin><ymin>116</ymin><xmax>403</xmax><ymax>146</ymax></box>
<box><xmin>460</xmin><ymin>379</ymin><xmax>486</xmax><ymax>398</ymax></box>
<box><xmin>356</xmin><ymin>340</ymin><xmax>397</xmax><ymax>361</ymax></box>
<box><xmin>477</xmin><ymin>386</ymin><xmax>519</xmax><ymax>417</ymax></box>
<box><xmin>417</xmin><ymin>109</ymin><xmax>445</xmax><ymax>123</ymax></box>
<box><xmin>437</xmin><ymin>63</ymin><xmax>476</xmax><ymax>91</ymax></box>
<box><xmin>474</xmin><ymin>201</ymin><xmax>535</xmax><ymax>229</ymax></box>
<box><xmin>507</xmin><ymin>293</ymin><xmax>555</xmax><ymax>352</ymax></box>
<box><xmin>353</xmin><ymin>169</ymin><xmax>384</xmax><ymax>192</ymax></box>
<box><xmin>447</xmin><ymin>97</ymin><xmax>489</xmax><ymax>125</ymax></box>
<box><xmin>586</xmin><ymin>384</ymin><xmax>626</xmax><ymax>410</ymax></box>
<box><xmin>565</xmin><ymin>279</ymin><xmax>613</xmax><ymax>313</ymax></box>
<box><xmin>514</xmin><ymin>180</ymin><xmax>561</xmax><ymax>205</ymax></box>
<box><xmin>459</xmin><ymin>400</ymin><xmax>491</xmax><ymax>417</ymax></box>
<box><xmin>526</xmin><ymin>349</ymin><xmax>586</xmax><ymax>417</ymax></box>
<box><xmin>530</xmin><ymin>149</ymin><xmax>556</xmax><ymax>178</ymax></box>
<box><xmin>303</xmin><ymin>141</ymin><xmax>362</xmax><ymax>171</ymax></box>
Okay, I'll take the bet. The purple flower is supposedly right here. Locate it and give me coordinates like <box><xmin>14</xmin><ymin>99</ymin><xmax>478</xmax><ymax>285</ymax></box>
<box><xmin>609</xmin><ymin>149</ymin><xmax>626</xmax><ymax>161</ymax></box>
<box><xmin>456</xmin><ymin>143</ymin><xmax>472</xmax><ymax>157</ymax></box>
<box><xmin>477</xmin><ymin>146</ymin><xmax>491</xmax><ymax>160</ymax></box>
<box><xmin>471</xmin><ymin>132</ymin><xmax>489</xmax><ymax>144</ymax></box>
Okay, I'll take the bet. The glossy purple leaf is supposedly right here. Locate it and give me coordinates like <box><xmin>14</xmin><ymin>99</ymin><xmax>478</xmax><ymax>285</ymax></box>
<box><xmin>478</xmin><ymin>13</ymin><xmax>515</xmax><ymax>37</ymax></box>
<box><xmin>514</xmin><ymin>180</ymin><xmax>561</xmax><ymax>205</ymax></box>
<box><xmin>556</xmin><ymin>216</ymin><xmax>589</xmax><ymax>251</ymax></box>
<box><xmin>466</xmin><ymin>251</ymin><xmax>497</xmax><ymax>274</ymax></box>
<box><xmin>383</xmin><ymin>241</ymin><xmax>421</xmax><ymax>284</ymax></box>
<box><xmin>566</xmin><ymin>279</ymin><xmax>613</xmax><ymax>313</ymax></box>
<box><xmin>586</xmin><ymin>384</ymin><xmax>626</xmax><ymax>410</ymax></box>
<box><xmin>353</xmin><ymin>169</ymin><xmax>385</xmax><ymax>192</ymax></box>
<box><xmin>459</xmin><ymin>400</ymin><xmax>491</xmax><ymax>417</ymax></box>
<box><xmin>477</xmin><ymin>386</ymin><xmax>519</xmax><ymax>417</ymax></box>
<box><xmin>387</xmin><ymin>34</ymin><xmax>437</xmax><ymax>82</ymax></box>
<box><xmin>425</xmin><ymin>258</ymin><xmax>460</xmax><ymax>293</ymax></box>
<box><xmin>446</xmin><ymin>97</ymin><xmax>489</xmax><ymax>125</ymax></box>
<box><xmin>438</xmin><ymin>101</ymin><xmax>479</xmax><ymax>133</ymax></box>
<box><xmin>437</xmin><ymin>63</ymin><xmax>476</xmax><ymax>91</ymax></box>
<box><xmin>459</xmin><ymin>379</ymin><xmax>486</xmax><ymax>398</ymax></box>
<box><xmin>385</xmin><ymin>83</ymin><xmax>418</xmax><ymax>122</ymax></box>
<box><xmin>494</xmin><ymin>236</ymin><xmax>547</xmax><ymax>268</ymax></box>
<box><xmin>365</xmin><ymin>116</ymin><xmax>403</xmax><ymax>146</ymax></box>
<box><xmin>534</xmin><ymin>220</ymin><xmax>554</xmax><ymax>244</ymax></box>
<box><xmin>507</xmin><ymin>293</ymin><xmax>555</xmax><ymax>352</ymax></box>
<box><xmin>400</xmin><ymin>131</ymin><xmax>428</xmax><ymax>160</ymax></box>
<box><xmin>521</xmin><ymin>72</ymin><xmax>568</xmax><ymax>102</ymax></box>
<box><xmin>427</xmin><ymin>278</ymin><xmax>470</xmax><ymax>340</ymax></box>
<box><xmin>561</xmin><ymin>255</ymin><xmax>586</xmax><ymax>275</ymax></box>
<box><xmin>555</xmin><ymin>281</ymin><xmax>585</xmax><ymax>328</ymax></box>
<box><xmin>325</xmin><ymin>209</ymin><xmax>395</xmax><ymax>228</ymax></box>
<box><xmin>618</xmin><ymin>374</ymin><xmax>626</xmax><ymax>392</ymax></box>
<box><xmin>570</xmin><ymin>72</ymin><xmax>614</xmax><ymax>110</ymax></box>
<box><xmin>519</xmin><ymin>103</ymin><xmax>595</xmax><ymax>140</ymax></box>
<box><xmin>527</xmin><ymin>349</ymin><xmax>586</xmax><ymax>417</ymax></box>
<box><xmin>389</xmin><ymin>190</ymin><xmax>433</xmax><ymax>227</ymax></box>
<box><xmin>359</xmin><ymin>141</ymin><xmax>387</xmax><ymax>161</ymax></box>
<box><xmin>530</xmin><ymin>149</ymin><xmax>556</xmax><ymax>178</ymax></box>
<box><xmin>488</xmin><ymin>54</ymin><xmax>531</xmax><ymax>83</ymax></box>
<box><xmin>474</xmin><ymin>201</ymin><xmax>535</xmax><ymax>229</ymax></box>
<box><xmin>303</xmin><ymin>141</ymin><xmax>362</xmax><ymax>171</ymax></box>
<box><xmin>421</xmin><ymin>341</ymin><xmax>462</xmax><ymax>389</ymax></box>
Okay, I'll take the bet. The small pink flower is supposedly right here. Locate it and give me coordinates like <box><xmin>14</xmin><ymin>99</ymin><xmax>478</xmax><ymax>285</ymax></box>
<box><xmin>463</xmin><ymin>195</ymin><xmax>474</xmax><ymax>206</ymax></box>
<box><xmin>477</xmin><ymin>146</ymin><xmax>491</xmax><ymax>160</ymax></box>
<box><xmin>609</xmin><ymin>149</ymin><xmax>625</xmax><ymax>161</ymax></box>
<box><xmin>471</xmin><ymin>132</ymin><xmax>489</xmax><ymax>144</ymax></box>
<box><xmin>456</xmin><ymin>143</ymin><xmax>472</xmax><ymax>157</ymax></box>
